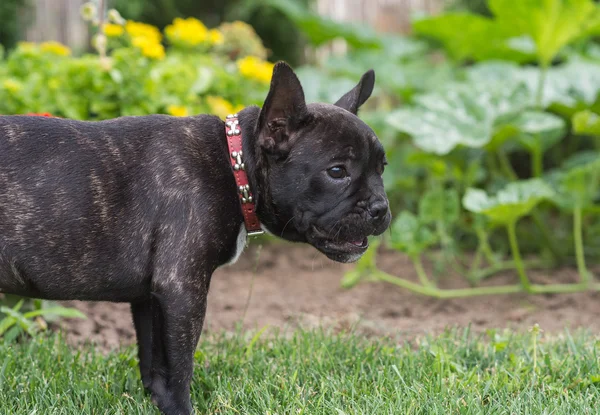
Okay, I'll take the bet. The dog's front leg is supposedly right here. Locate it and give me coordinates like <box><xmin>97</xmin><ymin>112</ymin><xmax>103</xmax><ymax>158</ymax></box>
<box><xmin>148</xmin><ymin>278</ymin><xmax>209</xmax><ymax>415</ymax></box>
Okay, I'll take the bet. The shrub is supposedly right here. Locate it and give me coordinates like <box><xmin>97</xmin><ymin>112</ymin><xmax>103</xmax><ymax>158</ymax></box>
<box><xmin>334</xmin><ymin>0</ymin><xmax>600</xmax><ymax>297</ymax></box>
<box><xmin>0</xmin><ymin>15</ymin><xmax>273</xmax><ymax>120</ymax></box>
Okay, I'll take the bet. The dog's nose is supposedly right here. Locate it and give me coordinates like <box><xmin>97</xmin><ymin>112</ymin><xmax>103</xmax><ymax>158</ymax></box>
<box><xmin>368</xmin><ymin>200</ymin><xmax>389</xmax><ymax>224</ymax></box>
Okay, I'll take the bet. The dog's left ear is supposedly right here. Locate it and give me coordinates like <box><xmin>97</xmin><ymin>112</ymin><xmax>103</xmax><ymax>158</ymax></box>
<box><xmin>334</xmin><ymin>69</ymin><xmax>375</xmax><ymax>115</ymax></box>
<box><xmin>257</xmin><ymin>61</ymin><xmax>308</xmax><ymax>158</ymax></box>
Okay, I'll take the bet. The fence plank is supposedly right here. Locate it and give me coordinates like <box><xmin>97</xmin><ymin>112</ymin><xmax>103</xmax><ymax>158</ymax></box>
<box><xmin>23</xmin><ymin>0</ymin><xmax>89</xmax><ymax>52</ymax></box>
<box><xmin>20</xmin><ymin>0</ymin><xmax>443</xmax><ymax>55</ymax></box>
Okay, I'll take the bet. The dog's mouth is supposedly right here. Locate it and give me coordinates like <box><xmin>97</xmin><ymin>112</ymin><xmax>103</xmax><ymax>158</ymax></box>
<box><xmin>308</xmin><ymin>226</ymin><xmax>370</xmax><ymax>263</ymax></box>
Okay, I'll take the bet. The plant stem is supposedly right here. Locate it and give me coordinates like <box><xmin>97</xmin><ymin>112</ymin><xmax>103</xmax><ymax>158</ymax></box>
<box><xmin>469</xmin><ymin>246</ymin><xmax>483</xmax><ymax>277</ymax></box>
<box><xmin>411</xmin><ymin>254</ymin><xmax>434</xmax><ymax>287</ymax></box>
<box><xmin>531</xmin><ymin>145</ymin><xmax>543</xmax><ymax>177</ymax></box>
<box><xmin>373</xmin><ymin>270</ymin><xmax>600</xmax><ymax>298</ymax></box>
<box><xmin>507</xmin><ymin>220</ymin><xmax>532</xmax><ymax>292</ymax></box>
<box><xmin>476</xmin><ymin>226</ymin><xmax>498</xmax><ymax>266</ymax></box>
<box><xmin>497</xmin><ymin>150</ymin><xmax>518</xmax><ymax>180</ymax></box>
<box><xmin>573</xmin><ymin>204</ymin><xmax>591</xmax><ymax>285</ymax></box>
<box><xmin>468</xmin><ymin>258</ymin><xmax>553</xmax><ymax>282</ymax></box>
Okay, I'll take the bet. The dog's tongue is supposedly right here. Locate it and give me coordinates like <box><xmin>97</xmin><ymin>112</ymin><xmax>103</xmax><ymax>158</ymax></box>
<box><xmin>350</xmin><ymin>240</ymin><xmax>365</xmax><ymax>247</ymax></box>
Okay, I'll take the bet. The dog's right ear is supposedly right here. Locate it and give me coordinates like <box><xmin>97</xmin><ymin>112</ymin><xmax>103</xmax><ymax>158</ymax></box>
<box><xmin>334</xmin><ymin>69</ymin><xmax>375</xmax><ymax>115</ymax></box>
<box><xmin>256</xmin><ymin>62</ymin><xmax>308</xmax><ymax>158</ymax></box>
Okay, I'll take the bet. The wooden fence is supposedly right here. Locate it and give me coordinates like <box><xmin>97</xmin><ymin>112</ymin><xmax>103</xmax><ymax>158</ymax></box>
<box><xmin>315</xmin><ymin>0</ymin><xmax>444</xmax><ymax>57</ymax></box>
<box><xmin>317</xmin><ymin>0</ymin><xmax>443</xmax><ymax>33</ymax></box>
<box><xmin>21</xmin><ymin>0</ymin><xmax>444</xmax><ymax>51</ymax></box>
<box><xmin>22</xmin><ymin>0</ymin><xmax>89</xmax><ymax>52</ymax></box>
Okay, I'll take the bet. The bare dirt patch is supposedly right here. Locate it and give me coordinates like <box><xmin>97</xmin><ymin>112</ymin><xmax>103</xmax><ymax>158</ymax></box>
<box><xmin>59</xmin><ymin>242</ymin><xmax>600</xmax><ymax>351</ymax></box>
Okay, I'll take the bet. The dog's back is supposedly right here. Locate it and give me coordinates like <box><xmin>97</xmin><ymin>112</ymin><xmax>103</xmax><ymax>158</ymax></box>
<box><xmin>0</xmin><ymin>114</ymin><xmax>237</xmax><ymax>301</ymax></box>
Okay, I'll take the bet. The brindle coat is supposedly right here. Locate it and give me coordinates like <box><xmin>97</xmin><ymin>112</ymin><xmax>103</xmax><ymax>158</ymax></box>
<box><xmin>0</xmin><ymin>62</ymin><xmax>390</xmax><ymax>414</ymax></box>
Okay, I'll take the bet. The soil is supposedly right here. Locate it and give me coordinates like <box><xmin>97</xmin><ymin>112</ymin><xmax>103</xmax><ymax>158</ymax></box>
<box><xmin>58</xmin><ymin>243</ymin><xmax>600</xmax><ymax>352</ymax></box>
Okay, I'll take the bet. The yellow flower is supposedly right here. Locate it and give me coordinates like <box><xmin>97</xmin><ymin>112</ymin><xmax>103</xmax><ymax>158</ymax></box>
<box><xmin>165</xmin><ymin>17</ymin><xmax>208</xmax><ymax>47</ymax></box>
<box><xmin>17</xmin><ymin>41</ymin><xmax>37</xmax><ymax>52</ymax></box>
<box><xmin>40</xmin><ymin>41</ymin><xmax>71</xmax><ymax>56</ymax></box>
<box><xmin>104</xmin><ymin>23</ymin><xmax>124</xmax><ymax>37</ymax></box>
<box><xmin>132</xmin><ymin>36</ymin><xmax>165</xmax><ymax>60</ymax></box>
<box><xmin>2</xmin><ymin>79</ymin><xmax>22</xmax><ymax>94</ymax></box>
<box><xmin>208</xmin><ymin>29</ymin><xmax>224</xmax><ymax>45</ymax></box>
<box><xmin>126</xmin><ymin>20</ymin><xmax>162</xmax><ymax>43</ymax></box>
<box><xmin>48</xmin><ymin>79</ymin><xmax>60</xmax><ymax>90</ymax></box>
<box><xmin>167</xmin><ymin>105</ymin><xmax>189</xmax><ymax>117</ymax></box>
<box><xmin>206</xmin><ymin>96</ymin><xmax>243</xmax><ymax>119</ymax></box>
<box><xmin>236</xmin><ymin>56</ymin><xmax>274</xmax><ymax>84</ymax></box>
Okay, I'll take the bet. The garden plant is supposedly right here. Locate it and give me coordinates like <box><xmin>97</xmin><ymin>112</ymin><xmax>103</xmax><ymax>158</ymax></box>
<box><xmin>0</xmin><ymin>1</ymin><xmax>598</xmax><ymax>414</ymax></box>
<box><xmin>331</xmin><ymin>0</ymin><xmax>600</xmax><ymax>298</ymax></box>
<box><xmin>0</xmin><ymin>0</ymin><xmax>599</xmax><ymax>330</ymax></box>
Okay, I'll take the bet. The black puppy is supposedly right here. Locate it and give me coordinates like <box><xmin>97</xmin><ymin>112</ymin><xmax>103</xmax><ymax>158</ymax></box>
<box><xmin>0</xmin><ymin>62</ymin><xmax>390</xmax><ymax>414</ymax></box>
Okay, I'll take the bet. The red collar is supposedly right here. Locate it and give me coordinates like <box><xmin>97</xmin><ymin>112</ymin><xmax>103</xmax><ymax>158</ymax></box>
<box><xmin>225</xmin><ymin>114</ymin><xmax>263</xmax><ymax>236</ymax></box>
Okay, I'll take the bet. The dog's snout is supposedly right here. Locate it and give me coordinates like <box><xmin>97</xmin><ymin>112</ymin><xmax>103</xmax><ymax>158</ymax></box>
<box><xmin>368</xmin><ymin>200</ymin><xmax>389</xmax><ymax>224</ymax></box>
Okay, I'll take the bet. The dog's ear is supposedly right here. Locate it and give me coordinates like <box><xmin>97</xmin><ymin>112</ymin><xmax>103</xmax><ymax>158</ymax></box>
<box><xmin>334</xmin><ymin>69</ymin><xmax>375</xmax><ymax>115</ymax></box>
<box><xmin>257</xmin><ymin>61</ymin><xmax>308</xmax><ymax>158</ymax></box>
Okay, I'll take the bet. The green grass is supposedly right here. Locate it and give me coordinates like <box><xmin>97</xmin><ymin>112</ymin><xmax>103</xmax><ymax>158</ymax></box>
<box><xmin>0</xmin><ymin>327</ymin><xmax>599</xmax><ymax>414</ymax></box>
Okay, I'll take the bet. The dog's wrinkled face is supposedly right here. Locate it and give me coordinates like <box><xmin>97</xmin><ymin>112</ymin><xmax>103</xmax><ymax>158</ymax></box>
<box><xmin>256</xmin><ymin>63</ymin><xmax>391</xmax><ymax>263</ymax></box>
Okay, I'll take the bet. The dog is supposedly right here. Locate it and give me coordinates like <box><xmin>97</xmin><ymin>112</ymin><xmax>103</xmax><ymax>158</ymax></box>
<box><xmin>0</xmin><ymin>62</ymin><xmax>390</xmax><ymax>414</ymax></box>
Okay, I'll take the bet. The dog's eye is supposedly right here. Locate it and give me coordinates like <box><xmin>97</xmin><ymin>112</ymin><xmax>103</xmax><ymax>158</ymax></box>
<box><xmin>327</xmin><ymin>166</ymin><xmax>348</xmax><ymax>179</ymax></box>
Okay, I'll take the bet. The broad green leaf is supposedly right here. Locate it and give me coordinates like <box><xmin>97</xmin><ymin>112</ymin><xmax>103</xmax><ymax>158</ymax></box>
<box><xmin>259</xmin><ymin>0</ymin><xmax>381</xmax><ymax>49</ymax></box>
<box><xmin>512</xmin><ymin>111</ymin><xmax>567</xmax><ymax>152</ymax></box>
<box><xmin>295</xmin><ymin>66</ymin><xmax>358</xmax><ymax>104</ymax></box>
<box><xmin>0</xmin><ymin>316</ymin><xmax>16</xmax><ymax>337</ymax></box>
<box><xmin>489</xmin><ymin>0</ymin><xmax>600</xmax><ymax>66</ymax></box>
<box><xmin>323</xmin><ymin>46</ymin><xmax>454</xmax><ymax>99</ymax></box>
<box><xmin>389</xmin><ymin>212</ymin><xmax>437</xmax><ymax>256</ymax></box>
<box><xmin>466</xmin><ymin>60</ymin><xmax>600</xmax><ymax>110</ymax></box>
<box><xmin>419</xmin><ymin>188</ymin><xmax>460</xmax><ymax>225</ymax></box>
<box><xmin>572</xmin><ymin>110</ymin><xmax>600</xmax><ymax>136</ymax></box>
<box><xmin>548</xmin><ymin>151</ymin><xmax>600</xmax><ymax>209</ymax></box>
<box><xmin>412</xmin><ymin>13</ymin><xmax>534</xmax><ymax>63</ymax></box>
<box><xmin>462</xmin><ymin>179</ymin><xmax>555</xmax><ymax>224</ymax></box>
<box><xmin>387</xmin><ymin>82</ymin><xmax>529</xmax><ymax>155</ymax></box>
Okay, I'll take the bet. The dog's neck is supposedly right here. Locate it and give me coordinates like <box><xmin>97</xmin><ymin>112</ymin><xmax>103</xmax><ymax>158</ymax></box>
<box><xmin>236</xmin><ymin>106</ymin><xmax>275</xmax><ymax>235</ymax></box>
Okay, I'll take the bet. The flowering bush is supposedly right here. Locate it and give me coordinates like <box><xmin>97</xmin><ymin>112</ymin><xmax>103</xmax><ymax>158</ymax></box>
<box><xmin>0</xmin><ymin>16</ymin><xmax>274</xmax><ymax>120</ymax></box>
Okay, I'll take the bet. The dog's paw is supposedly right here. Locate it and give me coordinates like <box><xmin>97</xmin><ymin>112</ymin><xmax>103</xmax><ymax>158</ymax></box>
<box><xmin>151</xmin><ymin>391</ymin><xmax>193</xmax><ymax>415</ymax></box>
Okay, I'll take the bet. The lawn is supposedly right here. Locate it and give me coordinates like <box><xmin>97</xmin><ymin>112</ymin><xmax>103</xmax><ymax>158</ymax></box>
<box><xmin>1</xmin><ymin>327</ymin><xmax>599</xmax><ymax>414</ymax></box>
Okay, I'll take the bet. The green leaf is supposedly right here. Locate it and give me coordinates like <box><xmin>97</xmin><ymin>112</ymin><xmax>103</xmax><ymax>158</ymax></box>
<box><xmin>512</xmin><ymin>111</ymin><xmax>567</xmax><ymax>152</ymax></box>
<box><xmin>419</xmin><ymin>188</ymin><xmax>460</xmax><ymax>225</ymax></box>
<box><xmin>466</xmin><ymin>60</ymin><xmax>600</xmax><ymax>110</ymax></box>
<box><xmin>572</xmin><ymin>110</ymin><xmax>600</xmax><ymax>136</ymax></box>
<box><xmin>295</xmin><ymin>66</ymin><xmax>358</xmax><ymax>105</ymax></box>
<box><xmin>259</xmin><ymin>0</ymin><xmax>381</xmax><ymax>49</ymax></box>
<box><xmin>463</xmin><ymin>179</ymin><xmax>555</xmax><ymax>225</ymax></box>
<box><xmin>548</xmin><ymin>151</ymin><xmax>600</xmax><ymax>209</ymax></box>
<box><xmin>322</xmin><ymin>38</ymin><xmax>453</xmax><ymax>99</ymax></box>
<box><xmin>0</xmin><ymin>316</ymin><xmax>16</xmax><ymax>337</ymax></box>
<box><xmin>191</xmin><ymin>66</ymin><xmax>214</xmax><ymax>95</ymax></box>
<box><xmin>390</xmin><ymin>212</ymin><xmax>437</xmax><ymax>256</ymax></box>
<box><xmin>413</xmin><ymin>12</ymin><xmax>534</xmax><ymax>63</ymax></box>
<box><xmin>2</xmin><ymin>325</ymin><xmax>22</xmax><ymax>343</ymax></box>
<box><xmin>387</xmin><ymin>82</ymin><xmax>530</xmax><ymax>155</ymax></box>
<box><xmin>489</xmin><ymin>0</ymin><xmax>600</xmax><ymax>66</ymax></box>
